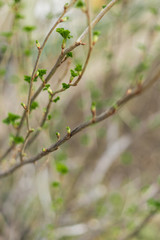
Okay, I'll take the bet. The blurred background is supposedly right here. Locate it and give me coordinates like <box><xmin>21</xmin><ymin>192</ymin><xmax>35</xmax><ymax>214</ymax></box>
<box><xmin>0</xmin><ymin>0</ymin><xmax>160</xmax><ymax>239</ymax></box>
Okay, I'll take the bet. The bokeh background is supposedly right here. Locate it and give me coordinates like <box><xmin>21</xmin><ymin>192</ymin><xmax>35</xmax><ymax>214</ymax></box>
<box><xmin>0</xmin><ymin>0</ymin><xmax>160</xmax><ymax>239</ymax></box>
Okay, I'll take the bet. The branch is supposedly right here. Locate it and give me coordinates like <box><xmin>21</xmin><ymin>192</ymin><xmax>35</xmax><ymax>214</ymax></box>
<box><xmin>0</xmin><ymin>67</ymin><xmax>160</xmax><ymax>179</ymax></box>
<box><xmin>77</xmin><ymin>0</ymin><xmax>118</xmax><ymax>43</ymax></box>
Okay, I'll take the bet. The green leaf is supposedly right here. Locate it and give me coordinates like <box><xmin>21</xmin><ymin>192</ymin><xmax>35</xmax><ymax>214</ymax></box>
<box><xmin>3</xmin><ymin>113</ymin><xmax>21</xmax><ymax>125</ymax></box>
<box><xmin>66</xmin><ymin>52</ymin><xmax>73</xmax><ymax>58</ymax></box>
<box><xmin>15</xmin><ymin>13</ymin><xmax>25</xmax><ymax>19</ymax></box>
<box><xmin>23</xmin><ymin>25</ymin><xmax>36</xmax><ymax>32</ymax></box>
<box><xmin>47</xmin><ymin>114</ymin><xmax>52</xmax><ymax>120</ymax></box>
<box><xmin>75</xmin><ymin>64</ymin><xmax>82</xmax><ymax>72</ymax></box>
<box><xmin>43</xmin><ymin>84</ymin><xmax>50</xmax><ymax>91</ymax></box>
<box><xmin>10</xmin><ymin>134</ymin><xmax>24</xmax><ymax>144</ymax></box>
<box><xmin>148</xmin><ymin>198</ymin><xmax>160</xmax><ymax>211</ymax></box>
<box><xmin>53</xmin><ymin>96</ymin><xmax>60</xmax><ymax>103</ymax></box>
<box><xmin>37</xmin><ymin>69</ymin><xmax>47</xmax><ymax>79</ymax></box>
<box><xmin>24</xmin><ymin>49</ymin><xmax>32</xmax><ymax>56</ymax></box>
<box><xmin>56</xmin><ymin>28</ymin><xmax>73</xmax><ymax>39</ymax></box>
<box><xmin>30</xmin><ymin>101</ymin><xmax>39</xmax><ymax>111</ymax></box>
<box><xmin>56</xmin><ymin>162</ymin><xmax>68</xmax><ymax>174</ymax></box>
<box><xmin>62</xmin><ymin>83</ymin><xmax>70</xmax><ymax>89</ymax></box>
<box><xmin>24</xmin><ymin>75</ymin><xmax>38</xmax><ymax>83</ymax></box>
<box><xmin>75</xmin><ymin>0</ymin><xmax>85</xmax><ymax>8</ymax></box>
<box><xmin>102</xmin><ymin>5</ymin><xmax>106</xmax><ymax>9</ymax></box>
<box><xmin>0</xmin><ymin>32</ymin><xmax>13</xmax><ymax>38</ymax></box>
<box><xmin>24</xmin><ymin>75</ymin><xmax>31</xmax><ymax>83</ymax></box>
<box><xmin>70</xmin><ymin>69</ymin><xmax>78</xmax><ymax>78</ymax></box>
<box><xmin>51</xmin><ymin>181</ymin><xmax>60</xmax><ymax>188</ymax></box>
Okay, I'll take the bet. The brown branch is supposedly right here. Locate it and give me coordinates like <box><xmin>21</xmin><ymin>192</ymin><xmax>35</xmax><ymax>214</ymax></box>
<box><xmin>0</xmin><ymin>68</ymin><xmax>160</xmax><ymax>179</ymax></box>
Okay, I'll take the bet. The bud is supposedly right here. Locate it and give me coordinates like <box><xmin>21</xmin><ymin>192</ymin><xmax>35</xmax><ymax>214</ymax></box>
<box><xmin>60</xmin><ymin>16</ymin><xmax>69</xmax><ymax>22</ymax></box>
<box><xmin>66</xmin><ymin>126</ymin><xmax>71</xmax><ymax>135</ymax></box>
<box><xmin>56</xmin><ymin>132</ymin><xmax>60</xmax><ymax>140</ymax></box>
<box><xmin>126</xmin><ymin>89</ymin><xmax>132</xmax><ymax>95</ymax></box>
<box><xmin>36</xmin><ymin>40</ymin><xmax>41</xmax><ymax>49</ymax></box>
<box><xmin>91</xmin><ymin>102</ymin><xmax>96</xmax><ymax>123</ymax></box>
<box><xmin>47</xmin><ymin>87</ymin><xmax>53</xmax><ymax>95</ymax></box>
<box><xmin>30</xmin><ymin>128</ymin><xmax>35</xmax><ymax>133</ymax></box>
<box><xmin>42</xmin><ymin>148</ymin><xmax>47</xmax><ymax>152</ymax></box>
<box><xmin>21</xmin><ymin>102</ymin><xmax>27</xmax><ymax>110</ymax></box>
<box><xmin>64</xmin><ymin>2</ymin><xmax>69</xmax><ymax>10</ymax></box>
<box><xmin>93</xmin><ymin>31</ymin><xmax>101</xmax><ymax>45</ymax></box>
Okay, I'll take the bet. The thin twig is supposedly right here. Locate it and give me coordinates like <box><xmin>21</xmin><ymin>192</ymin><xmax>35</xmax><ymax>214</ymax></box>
<box><xmin>77</xmin><ymin>0</ymin><xmax>119</xmax><ymax>43</ymax></box>
<box><xmin>73</xmin><ymin>0</ymin><xmax>93</xmax><ymax>86</ymax></box>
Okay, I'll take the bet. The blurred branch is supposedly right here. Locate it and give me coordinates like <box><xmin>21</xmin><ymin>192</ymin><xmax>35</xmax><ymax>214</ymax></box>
<box><xmin>120</xmin><ymin>210</ymin><xmax>157</xmax><ymax>240</ymax></box>
<box><xmin>0</xmin><ymin>66</ymin><xmax>160</xmax><ymax>178</ymax></box>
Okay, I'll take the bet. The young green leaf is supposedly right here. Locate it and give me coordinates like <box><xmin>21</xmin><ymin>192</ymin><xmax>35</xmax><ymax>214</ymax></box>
<box><xmin>70</xmin><ymin>69</ymin><xmax>78</xmax><ymax>78</ymax></box>
<box><xmin>43</xmin><ymin>84</ymin><xmax>50</xmax><ymax>91</ymax></box>
<box><xmin>30</xmin><ymin>101</ymin><xmax>39</xmax><ymax>111</ymax></box>
<box><xmin>3</xmin><ymin>113</ymin><xmax>21</xmax><ymax>125</ymax></box>
<box><xmin>51</xmin><ymin>181</ymin><xmax>60</xmax><ymax>188</ymax></box>
<box><xmin>75</xmin><ymin>0</ymin><xmax>85</xmax><ymax>8</ymax></box>
<box><xmin>0</xmin><ymin>32</ymin><xmax>13</xmax><ymax>38</ymax></box>
<box><xmin>53</xmin><ymin>96</ymin><xmax>60</xmax><ymax>103</ymax></box>
<box><xmin>148</xmin><ymin>198</ymin><xmax>160</xmax><ymax>211</ymax></box>
<box><xmin>75</xmin><ymin>64</ymin><xmax>82</xmax><ymax>72</ymax></box>
<box><xmin>24</xmin><ymin>75</ymin><xmax>31</xmax><ymax>83</ymax></box>
<box><xmin>10</xmin><ymin>134</ymin><xmax>24</xmax><ymax>144</ymax></box>
<box><xmin>56</xmin><ymin>28</ymin><xmax>73</xmax><ymax>40</ymax></box>
<box><xmin>24</xmin><ymin>75</ymin><xmax>38</xmax><ymax>83</ymax></box>
<box><xmin>62</xmin><ymin>83</ymin><xmax>70</xmax><ymax>89</ymax></box>
<box><xmin>56</xmin><ymin>162</ymin><xmax>68</xmax><ymax>174</ymax></box>
<box><xmin>23</xmin><ymin>25</ymin><xmax>36</xmax><ymax>32</ymax></box>
<box><xmin>47</xmin><ymin>114</ymin><xmax>52</xmax><ymax>120</ymax></box>
<box><xmin>66</xmin><ymin>52</ymin><xmax>73</xmax><ymax>58</ymax></box>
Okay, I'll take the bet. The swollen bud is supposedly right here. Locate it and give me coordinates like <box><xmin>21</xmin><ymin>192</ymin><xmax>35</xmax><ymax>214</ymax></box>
<box><xmin>36</xmin><ymin>40</ymin><xmax>41</xmax><ymax>49</ymax></box>
<box><xmin>60</xmin><ymin>16</ymin><xmax>69</xmax><ymax>22</ymax></box>
<box><xmin>91</xmin><ymin>102</ymin><xmax>96</xmax><ymax>123</ymax></box>
<box><xmin>42</xmin><ymin>148</ymin><xmax>47</xmax><ymax>152</ymax></box>
<box><xmin>93</xmin><ymin>31</ymin><xmax>101</xmax><ymax>45</ymax></box>
<box><xmin>56</xmin><ymin>132</ymin><xmax>60</xmax><ymax>140</ymax></box>
<box><xmin>66</xmin><ymin>126</ymin><xmax>71</xmax><ymax>136</ymax></box>
<box><xmin>21</xmin><ymin>102</ymin><xmax>27</xmax><ymax>110</ymax></box>
<box><xmin>64</xmin><ymin>3</ymin><xmax>69</xmax><ymax>10</ymax></box>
